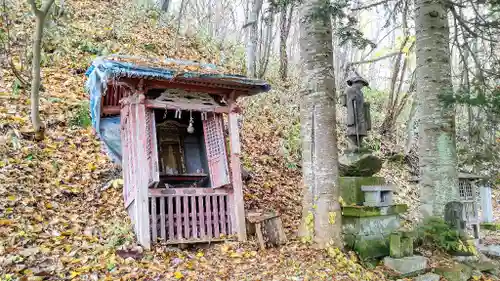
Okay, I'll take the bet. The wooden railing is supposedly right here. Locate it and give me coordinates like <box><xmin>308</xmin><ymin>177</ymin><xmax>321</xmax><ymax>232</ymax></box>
<box><xmin>149</xmin><ymin>188</ymin><xmax>232</xmax><ymax>244</ymax></box>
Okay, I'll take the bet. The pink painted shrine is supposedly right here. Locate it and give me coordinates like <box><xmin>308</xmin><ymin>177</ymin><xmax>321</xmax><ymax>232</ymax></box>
<box><xmin>86</xmin><ymin>56</ymin><xmax>271</xmax><ymax>249</ymax></box>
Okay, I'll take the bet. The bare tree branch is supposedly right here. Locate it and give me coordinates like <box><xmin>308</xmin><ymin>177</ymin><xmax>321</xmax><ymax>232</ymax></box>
<box><xmin>41</xmin><ymin>0</ymin><xmax>56</xmax><ymax>14</ymax></box>
<box><xmin>351</xmin><ymin>0</ymin><xmax>391</xmax><ymax>11</ymax></box>
<box><xmin>450</xmin><ymin>5</ymin><xmax>499</xmax><ymax>42</ymax></box>
<box><xmin>348</xmin><ymin>51</ymin><xmax>402</xmax><ymax>66</ymax></box>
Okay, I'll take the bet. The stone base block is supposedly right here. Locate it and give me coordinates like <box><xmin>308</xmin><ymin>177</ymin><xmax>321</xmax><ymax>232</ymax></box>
<box><xmin>343</xmin><ymin>211</ymin><xmax>405</xmax><ymax>261</ymax></box>
<box><xmin>339</xmin><ymin>177</ymin><xmax>385</xmax><ymax>205</ymax></box>
<box><xmin>343</xmin><ymin>214</ymin><xmax>401</xmax><ymax>236</ymax></box>
<box><xmin>434</xmin><ymin>264</ymin><xmax>472</xmax><ymax>281</ymax></box>
<box><xmin>414</xmin><ymin>273</ymin><xmax>440</xmax><ymax>281</ymax></box>
<box><xmin>353</xmin><ymin>236</ymin><xmax>389</xmax><ymax>260</ymax></box>
<box><xmin>383</xmin><ymin>256</ymin><xmax>427</xmax><ymax>276</ymax></box>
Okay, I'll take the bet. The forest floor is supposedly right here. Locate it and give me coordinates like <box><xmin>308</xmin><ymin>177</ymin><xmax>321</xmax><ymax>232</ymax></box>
<box><xmin>0</xmin><ymin>0</ymin><xmax>498</xmax><ymax>280</ymax></box>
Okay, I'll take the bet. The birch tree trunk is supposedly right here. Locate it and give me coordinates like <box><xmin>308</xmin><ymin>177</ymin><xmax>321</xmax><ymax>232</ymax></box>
<box><xmin>28</xmin><ymin>0</ymin><xmax>55</xmax><ymax>141</ymax></box>
<box><xmin>415</xmin><ymin>0</ymin><xmax>459</xmax><ymax>218</ymax></box>
<box><xmin>258</xmin><ymin>12</ymin><xmax>274</xmax><ymax>78</ymax></box>
<box><xmin>298</xmin><ymin>0</ymin><xmax>342</xmax><ymax>248</ymax></box>
<box><xmin>279</xmin><ymin>3</ymin><xmax>293</xmax><ymax>81</ymax></box>
<box><xmin>245</xmin><ymin>0</ymin><xmax>262</xmax><ymax>77</ymax></box>
<box><xmin>161</xmin><ymin>0</ymin><xmax>170</xmax><ymax>12</ymax></box>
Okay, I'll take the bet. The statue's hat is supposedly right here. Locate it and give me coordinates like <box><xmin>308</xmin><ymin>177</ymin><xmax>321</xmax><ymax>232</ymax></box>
<box><xmin>346</xmin><ymin>75</ymin><xmax>369</xmax><ymax>87</ymax></box>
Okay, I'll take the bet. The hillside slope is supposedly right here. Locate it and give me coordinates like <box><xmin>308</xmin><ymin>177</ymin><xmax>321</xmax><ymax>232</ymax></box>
<box><xmin>0</xmin><ymin>0</ymin><xmax>387</xmax><ymax>280</ymax></box>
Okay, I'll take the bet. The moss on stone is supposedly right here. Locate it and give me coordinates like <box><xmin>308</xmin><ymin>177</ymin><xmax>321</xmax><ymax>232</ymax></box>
<box><xmin>344</xmin><ymin>234</ymin><xmax>356</xmax><ymax>248</ymax></box>
<box><xmin>401</xmin><ymin>237</ymin><xmax>413</xmax><ymax>256</ymax></box>
<box><xmin>390</xmin><ymin>204</ymin><xmax>409</xmax><ymax>214</ymax></box>
<box><xmin>342</xmin><ymin>206</ymin><xmax>381</xmax><ymax>217</ymax></box>
<box><xmin>339</xmin><ymin>154</ymin><xmax>383</xmax><ymax>177</ymax></box>
<box><xmin>401</xmin><ymin>229</ymin><xmax>417</xmax><ymax>238</ymax></box>
<box><xmin>480</xmin><ymin>222</ymin><xmax>500</xmax><ymax>231</ymax></box>
<box><xmin>354</xmin><ymin>236</ymin><xmax>390</xmax><ymax>260</ymax></box>
<box><xmin>390</xmin><ymin>232</ymin><xmax>402</xmax><ymax>258</ymax></box>
<box><xmin>342</xmin><ymin>204</ymin><xmax>408</xmax><ymax>217</ymax></box>
<box><xmin>339</xmin><ymin>177</ymin><xmax>386</xmax><ymax>206</ymax></box>
<box><xmin>465</xmin><ymin>260</ymin><xmax>498</xmax><ymax>273</ymax></box>
<box><xmin>435</xmin><ymin>264</ymin><xmax>473</xmax><ymax>281</ymax></box>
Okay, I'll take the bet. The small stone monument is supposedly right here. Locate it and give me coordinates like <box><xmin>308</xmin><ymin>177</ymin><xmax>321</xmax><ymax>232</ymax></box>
<box><xmin>384</xmin><ymin>229</ymin><xmax>427</xmax><ymax>276</ymax></box>
<box><xmin>338</xmin><ymin>74</ymin><xmax>410</xmax><ymax>262</ymax></box>
<box><xmin>361</xmin><ymin>185</ymin><xmax>394</xmax><ymax>207</ymax></box>
<box><xmin>444</xmin><ymin>201</ymin><xmax>466</xmax><ymax>235</ymax></box>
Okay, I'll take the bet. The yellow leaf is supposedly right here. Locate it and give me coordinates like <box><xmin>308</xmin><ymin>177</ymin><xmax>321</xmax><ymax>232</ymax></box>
<box><xmin>87</xmin><ymin>162</ymin><xmax>96</xmax><ymax>171</ymax></box>
<box><xmin>338</xmin><ymin>196</ymin><xmax>345</xmax><ymax>206</ymax></box>
<box><xmin>328</xmin><ymin>212</ymin><xmax>337</xmax><ymax>225</ymax></box>
<box><xmin>7</xmin><ymin>195</ymin><xmax>16</xmax><ymax>201</ymax></box>
<box><xmin>196</xmin><ymin>251</ymin><xmax>204</xmax><ymax>258</ymax></box>
<box><xmin>45</xmin><ymin>202</ymin><xmax>53</xmax><ymax>209</ymax></box>
<box><xmin>230</xmin><ymin>252</ymin><xmax>242</xmax><ymax>258</ymax></box>
<box><xmin>0</xmin><ymin>219</ymin><xmax>13</xmax><ymax>226</ymax></box>
<box><xmin>174</xmin><ymin>271</ymin><xmax>184</xmax><ymax>279</ymax></box>
<box><xmin>220</xmin><ymin>245</ymin><xmax>231</xmax><ymax>253</ymax></box>
<box><xmin>112</xmin><ymin>178</ymin><xmax>123</xmax><ymax>188</ymax></box>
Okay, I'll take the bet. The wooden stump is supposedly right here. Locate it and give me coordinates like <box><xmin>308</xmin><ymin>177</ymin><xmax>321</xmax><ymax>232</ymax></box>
<box><xmin>246</xmin><ymin>210</ymin><xmax>287</xmax><ymax>250</ymax></box>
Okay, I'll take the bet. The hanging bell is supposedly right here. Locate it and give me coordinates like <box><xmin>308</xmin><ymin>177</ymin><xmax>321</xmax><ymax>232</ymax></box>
<box><xmin>187</xmin><ymin>110</ymin><xmax>194</xmax><ymax>134</ymax></box>
<box><xmin>163</xmin><ymin>108</ymin><xmax>168</xmax><ymax>119</ymax></box>
<box><xmin>187</xmin><ymin>122</ymin><xmax>194</xmax><ymax>134</ymax></box>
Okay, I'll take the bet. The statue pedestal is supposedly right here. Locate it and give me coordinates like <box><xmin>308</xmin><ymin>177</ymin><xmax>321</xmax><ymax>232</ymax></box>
<box><xmin>340</xmin><ymin>176</ymin><xmax>409</xmax><ymax>262</ymax></box>
<box><xmin>342</xmin><ymin>204</ymin><xmax>408</xmax><ymax>261</ymax></box>
<box><xmin>339</xmin><ymin>149</ymin><xmax>382</xmax><ymax>177</ymax></box>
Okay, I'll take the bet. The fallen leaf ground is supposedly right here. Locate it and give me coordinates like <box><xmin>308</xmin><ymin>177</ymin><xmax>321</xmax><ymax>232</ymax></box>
<box><xmin>0</xmin><ymin>0</ymin><xmax>391</xmax><ymax>280</ymax></box>
<box><xmin>1</xmin><ymin>0</ymin><xmax>497</xmax><ymax>280</ymax></box>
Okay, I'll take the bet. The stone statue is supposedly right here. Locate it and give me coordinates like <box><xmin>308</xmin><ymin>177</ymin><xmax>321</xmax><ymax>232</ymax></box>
<box><xmin>342</xmin><ymin>75</ymin><xmax>371</xmax><ymax>148</ymax></box>
<box><xmin>444</xmin><ymin>201</ymin><xmax>466</xmax><ymax>234</ymax></box>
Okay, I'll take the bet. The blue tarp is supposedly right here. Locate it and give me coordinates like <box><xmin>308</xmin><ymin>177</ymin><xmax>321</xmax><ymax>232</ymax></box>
<box><xmin>85</xmin><ymin>55</ymin><xmax>271</xmax><ymax>165</ymax></box>
<box><xmin>98</xmin><ymin>117</ymin><xmax>122</xmax><ymax>165</ymax></box>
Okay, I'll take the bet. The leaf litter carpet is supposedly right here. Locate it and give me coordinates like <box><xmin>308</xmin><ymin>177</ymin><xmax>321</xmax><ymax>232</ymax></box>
<box><xmin>0</xmin><ymin>0</ymin><xmax>394</xmax><ymax>280</ymax></box>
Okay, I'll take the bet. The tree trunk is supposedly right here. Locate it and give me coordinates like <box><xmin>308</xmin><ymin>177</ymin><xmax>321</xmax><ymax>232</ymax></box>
<box><xmin>161</xmin><ymin>0</ymin><xmax>170</xmax><ymax>12</ymax></box>
<box><xmin>258</xmin><ymin>12</ymin><xmax>274</xmax><ymax>78</ymax></box>
<box><xmin>298</xmin><ymin>0</ymin><xmax>342</xmax><ymax>248</ymax></box>
<box><xmin>174</xmin><ymin>0</ymin><xmax>187</xmax><ymax>49</ymax></box>
<box><xmin>415</xmin><ymin>0</ymin><xmax>459</xmax><ymax>218</ymax></box>
<box><xmin>405</xmin><ymin>96</ymin><xmax>419</xmax><ymax>154</ymax></box>
<box><xmin>31</xmin><ymin>14</ymin><xmax>45</xmax><ymax>140</ymax></box>
<box><xmin>28</xmin><ymin>0</ymin><xmax>55</xmax><ymax>140</ymax></box>
<box><xmin>279</xmin><ymin>4</ymin><xmax>293</xmax><ymax>81</ymax></box>
<box><xmin>245</xmin><ymin>0</ymin><xmax>262</xmax><ymax>77</ymax></box>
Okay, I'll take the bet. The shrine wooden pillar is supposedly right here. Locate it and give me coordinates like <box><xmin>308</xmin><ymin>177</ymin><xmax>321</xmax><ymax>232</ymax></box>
<box><xmin>120</xmin><ymin>82</ymin><xmax>151</xmax><ymax>249</ymax></box>
<box><xmin>228</xmin><ymin>98</ymin><xmax>247</xmax><ymax>241</ymax></box>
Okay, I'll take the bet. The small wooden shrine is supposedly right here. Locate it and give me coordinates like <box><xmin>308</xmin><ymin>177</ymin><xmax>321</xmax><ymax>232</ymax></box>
<box><xmin>85</xmin><ymin>56</ymin><xmax>271</xmax><ymax>248</ymax></box>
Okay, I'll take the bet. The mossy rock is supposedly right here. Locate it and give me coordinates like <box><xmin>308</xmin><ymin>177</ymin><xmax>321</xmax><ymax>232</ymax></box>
<box><xmin>435</xmin><ymin>264</ymin><xmax>473</xmax><ymax>281</ymax></box>
<box><xmin>481</xmin><ymin>222</ymin><xmax>500</xmax><ymax>231</ymax></box>
<box><xmin>339</xmin><ymin>154</ymin><xmax>383</xmax><ymax>177</ymax></box>
<box><xmin>465</xmin><ymin>260</ymin><xmax>499</xmax><ymax>273</ymax></box>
